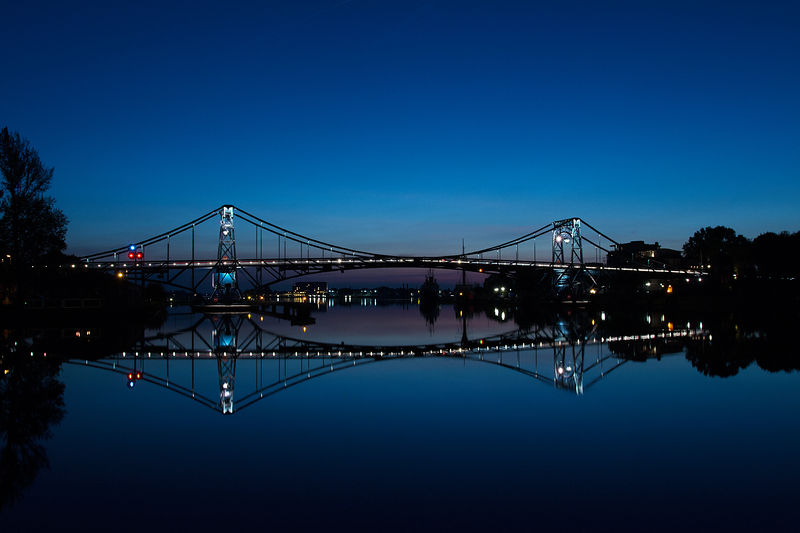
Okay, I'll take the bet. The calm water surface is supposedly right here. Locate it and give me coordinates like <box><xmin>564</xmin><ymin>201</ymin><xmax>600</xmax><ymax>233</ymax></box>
<box><xmin>1</xmin><ymin>302</ymin><xmax>799</xmax><ymax>532</ymax></box>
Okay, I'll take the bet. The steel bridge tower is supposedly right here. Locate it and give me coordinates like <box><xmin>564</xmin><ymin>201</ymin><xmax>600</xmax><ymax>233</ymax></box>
<box><xmin>212</xmin><ymin>206</ymin><xmax>241</xmax><ymax>303</ymax></box>
<box><xmin>552</xmin><ymin>218</ymin><xmax>583</xmax><ymax>266</ymax></box>
<box><xmin>551</xmin><ymin>218</ymin><xmax>595</xmax><ymax>297</ymax></box>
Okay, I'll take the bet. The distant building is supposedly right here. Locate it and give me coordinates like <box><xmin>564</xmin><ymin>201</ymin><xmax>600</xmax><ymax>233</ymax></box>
<box><xmin>292</xmin><ymin>281</ymin><xmax>328</xmax><ymax>296</ymax></box>
<box><xmin>607</xmin><ymin>241</ymin><xmax>683</xmax><ymax>268</ymax></box>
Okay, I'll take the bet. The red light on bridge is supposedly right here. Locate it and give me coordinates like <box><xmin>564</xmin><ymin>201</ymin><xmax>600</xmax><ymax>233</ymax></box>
<box><xmin>127</xmin><ymin>372</ymin><xmax>133</xmax><ymax>380</ymax></box>
<box><xmin>135</xmin><ymin>252</ymin><xmax>143</xmax><ymax>260</ymax></box>
<box><xmin>128</xmin><ymin>252</ymin><xmax>135</xmax><ymax>259</ymax></box>
<box><xmin>136</xmin><ymin>372</ymin><xmax>142</xmax><ymax>379</ymax></box>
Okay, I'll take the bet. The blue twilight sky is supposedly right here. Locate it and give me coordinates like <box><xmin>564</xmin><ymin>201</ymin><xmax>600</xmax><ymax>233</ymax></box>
<box><xmin>1</xmin><ymin>0</ymin><xmax>799</xmax><ymax>259</ymax></box>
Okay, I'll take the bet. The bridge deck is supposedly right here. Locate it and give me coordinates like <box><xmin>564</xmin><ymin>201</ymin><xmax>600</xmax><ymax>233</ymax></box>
<box><xmin>81</xmin><ymin>256</ymin><xmax>704</xmax><ymax>276</ymax></box>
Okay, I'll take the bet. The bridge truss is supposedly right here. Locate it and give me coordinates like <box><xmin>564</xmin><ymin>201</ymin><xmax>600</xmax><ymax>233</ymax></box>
<box><xmin>78</xmin><ymin>205</ymin><xmax>704</xmax><ymax>298</ymax></box>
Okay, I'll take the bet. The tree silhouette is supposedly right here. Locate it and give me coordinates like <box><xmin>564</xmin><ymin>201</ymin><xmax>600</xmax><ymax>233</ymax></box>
<box><xmin>0</xmin><ymin>127</ymin><xmax>68</xmax><ymax>265</ymax></box>
<box><xmin>0</xmin><ymin>348</ymin><xmax>65</xmax><ymax>510</ymax></box>
<box><xmin>751</xmin><ymin>231</ymin><xmax>800</xmax><ymax>278</ymax></box>
<box><xmin>683</xmin><ymin>226</ymin><xmax>748</xmax><ymax>281</ymax></box>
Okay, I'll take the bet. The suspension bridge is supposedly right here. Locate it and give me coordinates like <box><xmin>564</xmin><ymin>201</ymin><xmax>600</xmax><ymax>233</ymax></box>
<box><xmin>78</xmin><ymin>205</ymin><xmax>705</xmax><ymax>299</ymax></box>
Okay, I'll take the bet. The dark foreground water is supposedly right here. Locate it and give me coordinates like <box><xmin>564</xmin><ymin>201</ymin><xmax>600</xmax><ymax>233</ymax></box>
<box><xmin>1</xmin><ymin>302</ymin><xmax>799</xmax><ymax>532</ymax></box>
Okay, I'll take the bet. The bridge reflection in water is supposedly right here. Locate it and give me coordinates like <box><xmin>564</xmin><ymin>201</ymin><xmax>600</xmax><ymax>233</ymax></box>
<box><xmin>64</xmin><ymin>313</ymin><xmax>707</xmax><ymax>415</ymax></box>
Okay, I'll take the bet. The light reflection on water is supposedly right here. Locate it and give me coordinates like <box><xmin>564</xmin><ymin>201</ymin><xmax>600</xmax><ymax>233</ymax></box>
<box><xmin>83</xmin><ymin>305</ymin><xmax>707</xmax><ymax>415</ymax></box>
<box><xmin>1</xmin><ymin>304</ymin><xmax>799</xmax><ymax>531</ymax></box>
<box><xmin>158</xmin><ymin>303</ymin><xmax>516</xmax><ymax>346</ymax></box>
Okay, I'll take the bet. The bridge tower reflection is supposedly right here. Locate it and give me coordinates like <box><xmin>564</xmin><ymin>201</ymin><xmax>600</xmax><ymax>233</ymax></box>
<box><xmin>551</xmin><ymin>317</ymin><xmax>592</xmax><ymax>394</ymax></box>
<box><xmin>211</xmin><ymin>315</ymin><xmax>241</xmax><ymax>414</ymax></box>
<box><xmin>553</xmin><ymin>341</ymin><xmax>585</xmax><ymax>394</ymax></box>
